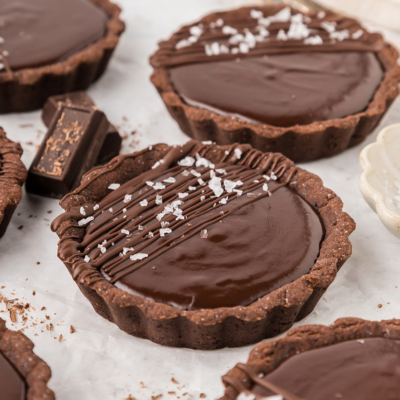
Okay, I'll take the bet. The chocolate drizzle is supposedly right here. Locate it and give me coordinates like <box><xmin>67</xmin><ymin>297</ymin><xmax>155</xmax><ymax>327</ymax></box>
<box><xmin>0</xmin><ymin>134</ymin><xmax>25</xmax><ymax>185</ymax></box>
<box><xmin>52</xmin><ymin>140</ymin><xmax>324</xmax><ymax>310</ymax></box>
<box><xmin>150</xmin><ymin>5</ymin><xmax>385</xmax><ymax>69</ymax></box>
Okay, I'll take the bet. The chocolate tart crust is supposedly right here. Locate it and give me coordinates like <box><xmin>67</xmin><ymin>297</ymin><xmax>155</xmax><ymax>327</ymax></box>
<box><xmin>0</xmin><ymin>128</ymin><xmax>27</xmax><ymax>238</ymax></box>
<box><xmin>219</xmin><ymin>318</ymin><xmax>400</xmax><ymax>399</ymax></box>
<box><xmin>0</xmin><ymin>0</ymin><xmax>125</xmax><ymax>114</ymax></box>
<box><xmin>53</xmin><ymin>142</ymin><xmax>355</xmax><ymax>349</ymax></box>
<box><xmin>0</xmin><ymin>318</ymin><xmax>55</xmax><ymax>400</ymax></box>
<box><xmin>150</xmin><ymin>6</ymin><xmax>400</xmax><ymax>163</ymax></box>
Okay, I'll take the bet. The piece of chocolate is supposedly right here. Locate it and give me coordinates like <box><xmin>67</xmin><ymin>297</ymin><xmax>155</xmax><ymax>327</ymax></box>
<box><xmin>42</xmin><ymin>92</ymin><xmax>122</xmax><ymax>164</ymax></box>
<box><xmin>26</xmin><ymin>104</ymin><xmax>108</xmax><ymax>198</ymax></box>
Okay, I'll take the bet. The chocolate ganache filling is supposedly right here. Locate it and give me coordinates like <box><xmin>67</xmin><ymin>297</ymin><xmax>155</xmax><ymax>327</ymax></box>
<box><xmin>0</xmin><ymin>0</ymin><xmax>109</xmax><ymax>71</ymax></box>
<box><xmin>158</xmin><ymin>6</ymin><xmax>385</xmax><ymax>127</ymax></box>
<box><xmin>231</xmin><ymin>338</ymin><xmax>400</xmax><ymax>400</ymax></box>
<box><xmin>0</xmin><ymin>350</ymin><xmax>26</xmax><ymax>400</ymax></box>
<box><xmin>53</xmin><ymin>141</ymin><xmax>324</xmax><ymax>310</ymax></box>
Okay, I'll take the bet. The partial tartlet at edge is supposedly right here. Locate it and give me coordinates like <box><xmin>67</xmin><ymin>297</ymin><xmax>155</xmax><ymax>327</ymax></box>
<box><xmin>0</xmin><ymin>318</ymin><xmax>55</xmax><ymax>400</ymax></box>
<box><xmin>52</xmin><ymin>141</ymin><xmax>355</xmax><ymax>349</ymax></box>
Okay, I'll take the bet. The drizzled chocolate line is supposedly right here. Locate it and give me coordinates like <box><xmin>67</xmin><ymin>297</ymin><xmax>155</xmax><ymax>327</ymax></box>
<box><xmin>52</xmin><ymin>141</ymin><xmax>296</xmax><ymax>286</ymax></box>
<box><xmin>151</xmin><ymin>6</ymin><xmax>384</xmax><ymax>68</ymax></box>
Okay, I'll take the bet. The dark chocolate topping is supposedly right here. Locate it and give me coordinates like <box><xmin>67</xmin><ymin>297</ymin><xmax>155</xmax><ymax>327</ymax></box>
<box><xmin>52</xmin><ymin>141</ymin><xmax>324</xmax><ymax>310</ymax></box>
<box><xmin>0</xmin><ymin>350</ymin><xmax>26</xmax><ymax>400</ymax></box>
<box><xmin>0</xmin><ymin>133</ymin><xmax>25</xmax><ymax>185</ymax></box>
<box><xmin>0</xmin><ymin>0</ymin><xmax>108</xmax><ymax>71</ymax></box>
<box><xmin>236</xmin><ymin>338</ymin><xmax>400</xmax><ymax>400</ymax></box>
<box><xmin>169</xmin><ymin>51</ymin><xmax>383</xmax><ymax>127</ymax></box>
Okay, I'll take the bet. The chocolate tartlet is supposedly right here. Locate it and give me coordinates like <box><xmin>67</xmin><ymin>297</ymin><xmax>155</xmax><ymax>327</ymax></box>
<box><xmin>0</xmin><ymin>128</ymin><xmax>27</xmax><ymax>239</ymax></box>
<box><xmin>0</xmin><ymin>0</ymin><xmax>125</xmax><ymax>113</ymax></box>
<box><xmin>52</xmin><ymin>140</ymin><xmax>355</xmax><ymax>349</ymax></box>
<box><xmin>0</xmin><ymin>318</ymin><xmax>55</xmax><ymax>400</ymax></box>
<box><xmin>220</xmin><ymin>318</ymin><xmax>400</xmax><ymax>400</ymax></box>
<box><xmin>150</xmin><ymin>6</ymin><xmax>400</xmax><ymax>162</ymax></box>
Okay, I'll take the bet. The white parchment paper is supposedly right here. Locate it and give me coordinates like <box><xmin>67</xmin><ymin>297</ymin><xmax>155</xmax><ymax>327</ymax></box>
<box><xmin>0</xmin><ymin>1</ymin><xmax>399</xmax><ymax>399</ymax></box>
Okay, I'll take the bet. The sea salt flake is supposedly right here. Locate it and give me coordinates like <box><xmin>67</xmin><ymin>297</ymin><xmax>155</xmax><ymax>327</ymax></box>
<box><xmin>123</xmin><ymin>208</ymin><xmax>127</xmax><ymax>213</ymax></box>
<box><xmin>195</xmin><ymin>156</ymin><xmax>211</xmax><ymax>168</ymax></box>
<box><xmin>140</xmin><ymin>199</ymin><xmax>148</xmax><ymax>207</ymax></box>
<box><xmin>163</xmin><ymin>176</ymin><xmax>176</xmax><ymax>183</ymax></box>
<box><xmin>202</xmin><ymin>140</ymin><xmax>213</xmax><ymax>145</ymax></box>
<box><xmin>123</xmin><ymin>194</ymin><xmax>132</xmax><ymax>203</ymax></box>
<box><xmin>176</xmin><ymin>39</ymin><xmax>191</xmax><ymax>49</ymax></box>
<box><xmin>258</xmin><ymin>17</ymin><xmax>272</xmax><ymax>27</ymax></box>
<box><xmin>190</xmin><ymin>25</ymin><xmax>203</xmax><ymax>36</ymax></box>
<box><xmin>138</xmin><ymin>225</ymin><xmax>144</xmax><ymax>231</ymax></box>
<box><xmin>220</xmin><ymin>44</ymin><xmax>229</xmax><ymax>54</ymax></box>
<box><xmin>156</xmin><ymin>195</ymin><xmax>163</xmax><ymax>205</ymax></box>
<box><xmin>178</xmin><ymin>156</ymin><xmax>195</xmax><ymax>167</ymax></box>
<box><xmin>277</xmin><ymin>29</ymin><xmax>288</xmax><ymax>41</ymax></box>
<box><xmin>270</xmin><ymin>172</ymin><xmax>277</xmax><ymax>180</ymax></box>
<box><xmin>146</xmin><ymin>181</ymin><xmax>154</xmax><ymax>187</ymax></box>
<box><xmin>130</xmin><ymin>253</ymin><xmax>148</xmax><ymax>261</ymax></box>
<box><xmin>178</xmin><ymin>193</ymin><xmax>189</xmax><ymax>199</ymax></box>
<box><xmin>287</xmin><ymin>20</ymin><xmax>310</xmax><ymax>39</ymax></box>
<box><xmin>109</xmin><ymin>208</ymin><xmax>113</xmax><ymax>213</ymax></box>
<box><xmin>147</xmin><ymin>232</ymin><xmax>154</xmax><ymax>238</ymax></box>
<box><xmin>234</xmin><ymin>189</ymin><xmax>243</xmax><ymax>196</ymax></box>
<box><xmin>219</xmin><ymin>197</ymin><xmax>228</xmax><ymax>205</ymax></box>
<box><xmin>321</xmin><ymin>21</ymin><xmax>336</xmax><ymax>33</ymax></box>
<box><xmin>304</xmin><ymin>35</ymin><xmax>323</xmax><ymax>45</ymax></box>
<box><xmin>191</xmin><ymin>169</ymin><xmax>201</xmax><ymax>178</ymax></box>
<box><xmin>222</xmin><ymin>25</ymin><xmax>238</xmax><ymax>35</ymax></box>
<box><xmin>247</xmin><ymin>193</ymin><xmax>257</xmax><ymax>198</ymax></box>
<box><xmin>161</xmin><ymin>221</ymin><xmax>170</xmax><ymax>228</ymax></box>
<box><xmin>153</xmin><ymin>182</ymin><xmax>166</xmax><ymax>190</ymax></box>
<box><xmin>121</xmin><ymin>229</ymin><xmax>130</xmax><ymax>235</ymax></box>
<box><xmin>237</xmin><ymin>394</ymin><xmax>256</xmax><ymax>400</ymax></box>
<box><xmin>216</xmin><ymin>18</ymin><xmax>224</xmax><ymax>27</ymax></box>
<box><xmin>229</xmin><ymin>34</ymin><xmax>244</xmax><ymax>44</ymax></box>
<box><xmin>263</xmin><ymin>183</ymin><xmax>269</xmax><ymax>192</ymax></box>
<box><xmin>152</xmin><ymin>160</ymin><xmax>164</xmax><ymax>169</ymax></box>
<box><xmin>210</xmin><ymin>170</ymin><xmax>216</xmax><ymax>179</ymax></box>
<box><xmin>250</xmin><ymin>9</ymin><xmax>263</xmax><ymax>19</ymax></box>
<box><xmin>216</xmin><ymin>168</ymin><xmax>226</xmax><ymax>174</ymax></box>
<box><xmin>108</xmin><ymin>183</ymin><xmax>120</xmax><ymax>190</ymax></box>
<box><xmin>200</xmin><ymin>195</ymin><xmax>206</xmax><ymax>201</ymax></box>
<box><xmin>188</xmin><ymin>186</ymin><xmax>196</xmax><ymax>191</ymax></box>
<box><xmin>357</xmin><ymin>339</ymin><xmax>365</xmax><ymax>344</ymax></box>
<box><xmin>200</xmin><ymin>229</ymin><xmax>208</xmax><ymax>239</ymax></box>
<box><xmin>263</xmin><ymin>175</ymin><xmax>271</xmax><ymax>181</ymax></box>
<box><xmin>94</xmin><ymin>204</ymin><xmax>100</xmax><ymax>210</ymax></box>
<box><xmin>317</xmin><ymin>11</ymin><xmax>326</xmax><ymax>19</ymax></box>
<box><xmin>78</xmin><ymin>216</ymin><xmax>94</xmax><ymax>226</ymax></box>
<box><xmin>239</xmin><ymin>42</ymin><xmax>249</xmax><ymax>53</ymax></box>
<box><xmin>234</xmin><ymin>148</ymin><xmax>242</xmax><ymax>159</ymax></box>
<box><xmin>210</xmin><ymin>42</ymin><xmax>221</xmax><ymax>55</ymax></box>
<box><xmin>224</xmin><ymin>180</ymin><xmax>238</xmax><ymax>193</ymax></box>
<box><xmin>352</xmin><ymin>29</ymin><xmax>364</xmax><ymax>40</ymax></box>
<box><xmin>330</xmin><ymin>30</ymin><xmax>350</xmax><ymax>41</ymax></box>
<box><xmin>157</xmin><ymin>213</ymin><xmax>165</xmax><ymax>221</ymax></box>
<box><xmin>122</xmin><ymin>247</ymin><xmax>134</xmax><ymax>256</ymax></box>
<box><xmin>209</xmin><ymin>176</ymin><xmax>224</xmax><ymax>197</ymax></box>
<box><xmin>84</xmin><ymin>256</ymin><xmax>91</xmax><ymax>262</ymax></box>
<box><xmin>160</xmin><ymin>228</ymin><xmax>172</xmax><ymax>237</ymax></box>
<box><xmin>198</xmin><ymin>178</ymin><xmax>205</xmax><ymax>185</ymax></box>
<box><xmin>80</xmin><ymin>207</ymin><xmax>86</xmax><ymax>216</ymax></box>
<box><xmin>270</xmin><ymin>7</ymin><xmax>291</xmax><ymax>23</ymax></box>
<box><xmin>182</xmin><ymin>170</ymin><xmax>190</xmax><ymax>176</ymax></box>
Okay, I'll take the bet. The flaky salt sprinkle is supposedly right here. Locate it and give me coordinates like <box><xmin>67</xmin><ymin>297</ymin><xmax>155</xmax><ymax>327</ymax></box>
<box><xmin>321</xmin><ymin>21</ymin><xmax>336</xmax><ymax>33</ymax></box>
<box><xmin>304</xmin><ymin>35</ymin><xmax>323</xmax><ymax>45</ymax></box>
<box><xmin>153</xmin><ymin>182</ymin><xmax>166</xmax><ymax>190</ymax></box>
<box><xmin>190</xmin><ymin>25</ymin><xmax>203</xmax><ymax>37</ymax></box>
<box><xmin>222</xmin><ymin>25</ymin><xmax>238</xmax><ymax>35</ymax></box>
<box><xmin>209</xmin><ymin>176</ymin><xmax>224</xmax><ymax>197</ymax></box>
<box><xmin>164</xmin><ymin>176</ymin><xmax>176</xmax><ymax>183</ymax></box>
<box><xmin>124</xmin><ymin>194</ymin><xmax>132</xmax><ymax>203</ymax></box>
<box><xmin>263</xmin><ymin>183</ymin><xmax>269</xmax><ymax>192</ymax></box>
<box><xmin>156</xmin><ymin>195</ymin><xmax>163</xmax><ymax>205</ymax></box>
<box><xmin>352</xmin><ymin>29</ymin><xmax>364</xmax><ymax>40</ymax></box>
<box><xmin>78</xmin><ymin>216</ymin><xmax>94</xmax><ymax>226</ymax></box>
<box><xmin>121</xmin><ymin>229</ymin><xmax>130</xmax><ymax>235</ymax></box>
<box><xmin>146</xmin><ymin>181</ymin><xmax>154</xmax><ymax>187</ymax></box>
<box><xmin>188</xmin><ymin>186</ymin><xmax>196</xmax><ymax>191</ymax></box>
<box><xmin>191</xmin><ymin>169</ymin><xmax>201</xmax><ymax>178</ymax></box>
<box><xmin>234</xmin><ymin>148</ymin><xmax>242</xmax><ymax>159</ymax></box>
<box><xmin>317</xmin><ymin>11</ymin><xmax>326</xmax><ymax>19</ymax></box>
<box><xmin>152</xmin><ymin>160</ymin><xmax>164</xmax><ymax>169</ymax></box>
<box><xmin>140</xmin><ymin>199</ymin><xmax>148</xmax><ymax>207</ymax></box>
<box><xmin>93</xmin><ymin>204</ymin><xmax>100</xmax><ymax>210</ymax></box>
<box><xmin>178</xmin><ymin>193</ymin><xmax>189</xmax><ymax>199</ymax></box>
<box><xmin>80</xmin><ymin>207</ymin><xmax>86</xmax><ymax>216</ymax></box>
<box><xmin>108</xmin><ymin>183</ymin><xmax>120</xmax><ymax>190</ymax></box>
<box><xmin>330</xmin><ymin>30</ymin><xmax>350</xmax><ymax>41</ymax></box>
<box><xmin>277</xmin><ymin>29</ymin><xmax>288</xmax><ymax>41</ymax></box>
<box><xmin>219</xmin><ymin>197</ymin><xmax>228</xmax><ymax>205</ymax></box>
<box><xmin>178</xmin><ymin>156</ymin><xmax>195</xmax><ymax>167</ymax></box>
<box><xmin>84</xmin><ymin>256</ymin><xmax>91</xmax><ymax>262</ymax></box>
<box><xmin>160</xmin><ymin>228</ymin><xmax>172</xmax><ymax>237</ymax></box>
<box><xmin>200</xmin><ymin>195</ymin><xmax>206</xmax><ymax>201</ymax></box>
<box><xmin>130</xmin><ymin>253</ymin><xmax>148</xmax><ymax>261</ymax></box>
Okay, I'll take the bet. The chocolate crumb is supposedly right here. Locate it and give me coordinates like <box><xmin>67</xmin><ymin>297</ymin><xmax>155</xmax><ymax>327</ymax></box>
<box><xmin>18</xmin><ymin>225</ymin><xmax>23</xmax><ymax>230</ymax></box>
<box><xmin>32</xmin><ymin>291</ymin><xmax>36</xmax><ymax>296</ymax></box>
<box><xmin>151</xmin><ymin>396</ymin><xmax>162</xmax><ymax>400</ymax></box>
<box><xmin>378</xmin><ymin>304</ymin><xmax>382</xmax><ymax>308</ymax></box>
<box><xmin>58</xmin><ymin>334</ymin><xmax>63</xmax><ymax>342</ymax></box>
<box><xmin>171</xmin><ymin>378</ymin><xmax>178</xmax><ymax>384</ymax></box>
<box><xmin>70</xmin><ymin>325</ymin><xmax>76</xmax><ymax>334</ymax></box>
<box><xmin>10</xmin><ymin>308</ymin><xmax>17</xmax><ymax>323</ymax></box>
<box><xmin>36</xmin><ymin>262</ymin><xmax>40</xmax><ymax>265</ymax></box>
<box><xmin>199</xmin><ymin>394</ymin><xmax>206</xmax><ymax>398</ymax></box>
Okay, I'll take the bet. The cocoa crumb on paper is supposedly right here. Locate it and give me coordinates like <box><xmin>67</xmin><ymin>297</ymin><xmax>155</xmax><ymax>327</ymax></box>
<box><xmin>171</xmin><ymin>378</ymin><xmax>178</xmax><ymax>384</ymax></box>
<box><xmin>70</xmin><ymin>325</ymin><xmax>76</xmax><ymax>334</ymax></box>
<box><xmin>378</xmin><ymin>304</ymin><xmax>382</xmax><ymax>308</ymax></box>
<box><xmin>151</xmin><ymin>395</ymin><xmax>163</xmax><ymax>400</ymax></box>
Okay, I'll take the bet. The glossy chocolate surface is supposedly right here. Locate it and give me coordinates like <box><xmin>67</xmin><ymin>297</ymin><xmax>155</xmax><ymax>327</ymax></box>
<box><xmin>169</xmin><ymin>51</ymin><xmax>383</xmax><ymax>127</ymax></box>
<box><xmin>53</xmin><ymin>141</ymin><xmax>323</xmax><ymax>310</ymax></box>
<box><xmin>250</xmin><ymin>338</ymin><xmax>400</xmax><ymax>399</ymax></box>
<box><xmin>0</xmin><ymin>0</ymin><xmax>108</xmax><ymax>71</ymax></box>
<box><xmin>0</xmin><ymin>350</ymin><xmax>26</xmax><ymax>400</ymax></box>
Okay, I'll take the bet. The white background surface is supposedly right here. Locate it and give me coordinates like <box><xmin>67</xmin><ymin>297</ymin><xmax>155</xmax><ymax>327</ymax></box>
<box><xmin>0</xmin><ymin>1</ymin><xmax>400</xmax><ymax>399</ymax></box>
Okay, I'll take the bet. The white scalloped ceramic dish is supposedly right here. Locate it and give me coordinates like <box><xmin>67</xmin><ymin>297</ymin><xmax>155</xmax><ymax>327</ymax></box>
<box><xmin>360</xmin><ymin>124</ymin><xmax>400</xmax><ymax>239</ymax></box>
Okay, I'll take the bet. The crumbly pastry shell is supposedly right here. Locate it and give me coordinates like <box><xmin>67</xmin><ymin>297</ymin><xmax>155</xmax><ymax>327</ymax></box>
<box><xmin>0</xmin><ymin>0</ymin><xmax>125</xmax><ymax>114</ymax></box>
<box><xmin>54</xmin><ymin>142</ymin><xmax>355</xmax><ymax>349</ymax></box>
<box><xmin>0</xmin><ymin>318</ymin><xmax>55</xmax><ymax>400</ymax></box>
<box><xmin>150</xmin><ymin>6</ymin><xmax>400</xmax><ymax>163</ymax></box>
<box><xmin>219</xmin><ymin>317</ymin><xmax>400</xmax><ymax>399</ymax></box>
<box><xmin>0</xmin><ymin>128</ymin><xmax>27</xmax><ymax>238</ymax></box>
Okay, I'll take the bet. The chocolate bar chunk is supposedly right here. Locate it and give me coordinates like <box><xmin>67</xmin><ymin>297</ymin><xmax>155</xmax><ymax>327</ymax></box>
<box><xmin>42</xmin><ymin>92</ymin><xmax>122</xmax><ymax>164</ymax></box>
<box><xmin>27</xmin><ymin>104</ymin><xmax>108</xmax><ymax>198</ymax></box>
